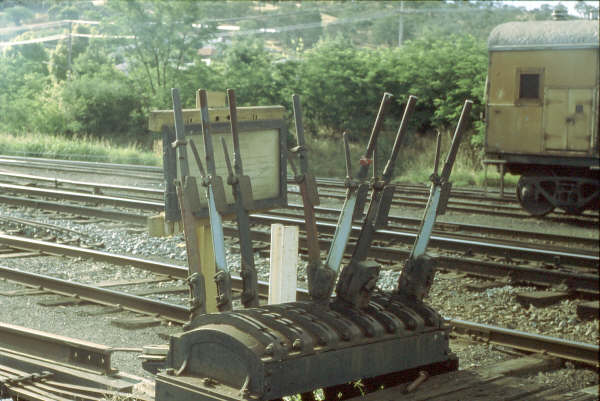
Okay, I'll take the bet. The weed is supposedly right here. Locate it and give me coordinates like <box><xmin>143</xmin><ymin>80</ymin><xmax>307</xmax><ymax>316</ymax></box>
<box><xmin>0</xmin><ymin>132</ymin><xmax>160</xmax><ymax>166</ymax></box>
<box><xmin>300</xmin><ymin>129</ymin><xmax>515</xmax><ymax>190</ymax></box>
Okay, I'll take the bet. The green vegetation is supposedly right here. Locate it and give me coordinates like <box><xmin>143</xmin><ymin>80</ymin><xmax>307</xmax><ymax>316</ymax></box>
<box><xmin>0</xmin><ymin>132</ymin><xmax>160</xmax><ymax>165</ymax></box>
<box><xmin>301</xmin><ymin>129</ymin><xmax>517</xmax><ymax>188</ymax></box>
<box><xmin>0</xmin><ymin>1</ymin><xmax>594</xmax><ymax>184</ymax></box>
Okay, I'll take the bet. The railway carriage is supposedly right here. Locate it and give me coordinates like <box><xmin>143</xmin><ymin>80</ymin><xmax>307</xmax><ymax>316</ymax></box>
<box><xmin>484</xmin><ymin>19</ymin><xmax>599</xmax><ymax>215</ymax></box>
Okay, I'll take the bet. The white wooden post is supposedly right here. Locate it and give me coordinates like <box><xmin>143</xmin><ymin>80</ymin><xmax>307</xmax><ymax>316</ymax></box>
<box><xmin>268</xmin><ymin>224</ymin><xmax>298</xmax><ymax>304</ymax></box>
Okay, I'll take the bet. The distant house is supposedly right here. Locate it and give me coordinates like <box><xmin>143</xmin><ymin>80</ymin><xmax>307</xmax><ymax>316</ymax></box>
<box><xmin>197</xmin><ymin>45</ymin><xmax>216</xmax><ymax>65</ymax></box>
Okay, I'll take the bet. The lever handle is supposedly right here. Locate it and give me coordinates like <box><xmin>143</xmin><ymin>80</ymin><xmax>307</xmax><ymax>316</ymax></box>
<box><xmin>171</xmin><ymin>88</ymin><xmax>189</xmax><ymax>178</ymax></box>
<box><xmin>382</xmin><ymin>95</ymin><xmax>417</xmax><ymax>182</ymax></box>
<box><xmin>364</xmin><ymin>92</ymin><xmax>394</xmax><ymax>160</ymax></box>
<box><xmin>432</xmin><ymin>131</ymin><xmax>442</xmax><ymax>177</ymax></box>
<box><xmin>292</xmin><ymin>94</ymin><xmax>310</xmax><ymax>176</ymax></box>
<box><xmin>188</xmin><ymin>139</ymin><xmax>207</xmax><ymax>178</ymax></box>
<box><xmin>343</xmin><ymin>132</ymin><xmax>352</xmax><ymax>180</ymax></box>
<box><xmin>221</xmin><ymin>137</ymin><xmax>234</xmax><ymax>179</ymax></box>
<box><xmin>440</xmin><ymin>100</ymin><xmax>473</xmax><ymax>180</ymax></box>
<box><xmin>227</xmin><ymin>88</ymin><xmax>243</xmax><ymax>175</ymax></box>
<box><xmin>198</xmin><ymin>89</ymin><xmax>217</xmax><ymax>177</ymax></box>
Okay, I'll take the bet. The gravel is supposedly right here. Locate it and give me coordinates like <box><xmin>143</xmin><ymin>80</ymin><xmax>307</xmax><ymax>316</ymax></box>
<box><xmin>0</xmin><ymin>173</ymin><xmax>597</xmax><ymax>392</ymax></box>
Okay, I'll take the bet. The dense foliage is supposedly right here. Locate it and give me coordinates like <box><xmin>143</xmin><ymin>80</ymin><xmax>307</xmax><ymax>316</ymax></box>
<box><xmin>0</xmin><ymin>1</ymin><xmax>594</xmax><ymax>150</ymax></box>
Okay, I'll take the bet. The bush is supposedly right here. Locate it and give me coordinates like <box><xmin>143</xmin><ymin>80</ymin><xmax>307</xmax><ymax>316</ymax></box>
<box><xmin>60</xmin><ymin>74</ymin><xmax>147</xmax><ymax>142</ymax></box>
<box><xmin>297</xmin><ymin>37</ymin><xmax>376</xmax><ymax>137</ymax></box>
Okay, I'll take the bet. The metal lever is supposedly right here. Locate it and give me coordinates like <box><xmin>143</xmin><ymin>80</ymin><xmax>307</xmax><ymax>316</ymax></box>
<box><xmin>343</xmin><ymin>133</ymin><xmax>352</xmax><ymax>182</ymax></box>
<box><xmin>291</xmin><ymin>94</ymin><xmax>332</xmax><ymax>303</ymax></box>
<box><xmin>170</xmin><ymin>88</ymin><xmax>206</xmax><ymax>321</ymax></box>
<box><xmin>354</xmin><ymin>93</ymin><xmax>394</xmax><ymax>219</ymax></box>
<box><xmin>397</xmin><ymin>99</ymin><xmax>473</xmax><ymax>302</ymax></box>
<box><xmin>188</xmin><ymin>139</ymin><xmax>206</xmax><ymax>178</ymax></box>
<box><xmin>223</xmin><ymin>88</ymin><xmax>258</xmax><ymax>308</ymax></box>
<box><xmin>335</xmin><ymin>95</ymin><xmax>417</xmax><ymax>309</ymax></box>
<box><xmin>432</xmin><ymin>131</ymin><xmax>442</xmax><ymax>179</ymax></box>
<box><xmin>171</xmin><ymin>88</ymin><xmax>189</xmax><ymax>179</ymax></box>
<box><xmin>322</xmin><ymin>93</ymin><xmax>394</xmax><ymax>302</ymax></box>
<box><xmin>197</xmin><ymin>89</ymin><xmax>232</xmax><ymax>312</ymax></box>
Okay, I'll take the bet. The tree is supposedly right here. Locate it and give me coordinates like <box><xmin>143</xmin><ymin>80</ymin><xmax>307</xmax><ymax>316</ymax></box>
<box><xmin>575</xmin><ymin>0</ymin><xmax>598</xmax><ymax>18</ymax></box>
<box><xmin>212</xmin><ymin>37</ymin><xmax>277</xmax><ymax>106</ymax></box>
<box><xmin>59</xmin><ymin>73</ymin><xmax>146</xmax><ymax>140</ymax></box>
<box><xmin>3</xmin><ymin>5</ymin><xmax>33</xmax><ymax>25</ymax></box>
<box><xmin>297</xmin><ymin>37</ymin><xmax>375</xmax><ymax>137</ymax></box>
<box><xmin>102</xmin><ymin>0</ymin><xmax>216</xmax><ymax>103</ymax></box>
<box><xmin>48</xmin><ymin>23</ymin><xmax>91</xmax><ymax>82</ymax></box>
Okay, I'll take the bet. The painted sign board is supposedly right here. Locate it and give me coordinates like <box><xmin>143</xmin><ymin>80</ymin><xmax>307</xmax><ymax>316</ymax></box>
<box><xmin>149</xmin><ymin>101</ymin><xmax>287</xmax><ymax>221</ymax></box>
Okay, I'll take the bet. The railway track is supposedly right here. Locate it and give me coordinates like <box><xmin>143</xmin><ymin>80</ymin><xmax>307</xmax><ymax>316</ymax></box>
<box><xmin>1</xmin><ymin>175</ymin><xmax>597</xmax><ymax>263</ymax></box>
<box><xmin>0</xmin><ymin>174</ymin><xmax>598</xmax><ymax>299</ymax></box>
<box><xmin>1</xmin><ymin>259</ymin><xmax>597</xmax><ymax>368</ymax></box>
<box><xmin>2</xmin><ymin>168</ymin><xmax>597</xmax><ymax>248</ymax></box>
<box><xmin>1</xmin><ymin>155</ymin><xmax>598</xmax><ymax>222</ymax></box>
<box><xmin>0</xmin><ymin>156</ymin><xmax>597</xmax><ymax>400</ymax></box>
<box><xmin>1</xmin><ymin>214</ymin><xmax>598</xmax><ymax>298</ymax></box>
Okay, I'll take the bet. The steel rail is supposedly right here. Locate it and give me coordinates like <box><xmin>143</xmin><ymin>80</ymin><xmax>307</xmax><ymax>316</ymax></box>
<box><xmin>233</xmin><ymin>225</ymin><xmax>599</xmax><ymax>296</ymax></box>
<box><xmin>0</xmin><ymin>159</ymin><xmax>162</xmax><ymax>181</ymax></box>
<box><xmin>0</xmin><ymin>322</ymin><xmax>114</xmax><ymax>375</ymax></box>
<box><xmin>0</xmin><ymin>170</ymin><xmax>164</xmax><ymax>198</ymax></box>
<box><xmin>312</xmin><ymin>186</ymin><xmax>522</xmax><ymax>212</ymax></box>
<box><xmin>1</xmin><ymin>180</ymin><xmax>595</xmax><ymax>267</ymax></box>
<box><xmin>282</xmin><ymin>204</ymin><xmax>600</xmax><ymax>250</ymax></box>
<box><xmin>0</xmin><ymin>265</ymin><xmax>189</xmax><ymax>324</ymax></box>
<box><xmin>448</xmin><ymin>318</ymin><xmax>599</xmax><ymax>367</ymax></box>
<box><xmin>0</xmin><ymin>234</ymin><xmax>187</xmax><ymax>278</ymax></box>
<box><xmin>1</xmin><ymin>155</ymin><xmax>596</xmax><ymax>221</ymax></box>
<box><xmin>294</xmin><ymin>188</ymin><xmax>600</xmax><ymax>222</ymax></box>
<box><xmin>1</xmin><ymin>222</ymin><xmax>598</xmax><ymax>298</ymax></box>
<box><xmin>315</xmin><ymin>176</ymin><xmax>517</xmax><ymax>201</ymax></box>
<box><xmin>0</xmin><ymin>169</ymin><xmax>594</xmax><ymax>248</ymax></box>
<box><xmin>5</xmin><ymin>264</ymin><xmax>596</xmax><ymax>367</ymax></box>
<box><xmin>0</xmin><ymin>155</ymin><xmax>162</xmax><ymax>173</ymax></box>
<box><xmin>2</xmin><ymin>162</ymin><xmax>597</xmax><ymax>226</ymax></box>
<box><xmin>0</xmin><ymin>194</ymin><xmax>148</xmax><ymax>225</ymax></box>
<box><xmin>0</xmin><ymin>233</ymin><xmax>269</xmax><ymax>298</ymax></box>
<box><xmin>248</xmin><ymin>214</ymin><xmax>599</xmax><ymax>269</ymax></box>
<box><xmin>0</xmin><ymin>182</ymin><xmax>164</xmax><ymax>212</ymax></box>
<box><xmin>3</xmin><ymin>156</ymin><xmax>514</xmax><ymax>203</ymax></box>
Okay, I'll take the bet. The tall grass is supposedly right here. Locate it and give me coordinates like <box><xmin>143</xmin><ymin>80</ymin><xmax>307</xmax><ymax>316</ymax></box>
<box><xmin>0</xmin><ymin>132</ymin><xmax>160</xmax><ymax>166</ymax></box>
<box><xmin>2</xmin><ymin>130</ymin><xmax>517</xmax><ymax>189</ymax></box>
<box><xmin>303</xmin><ymin>130</ymin><xmax>517</xmax><ymax>188</ymax></box>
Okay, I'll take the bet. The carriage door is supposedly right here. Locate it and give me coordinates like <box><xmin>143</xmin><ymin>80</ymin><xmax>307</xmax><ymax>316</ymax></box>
<box><xmin>544</xmin><ymin>88</ymin><xmax>593</xmax><ymax>152</ymax></box>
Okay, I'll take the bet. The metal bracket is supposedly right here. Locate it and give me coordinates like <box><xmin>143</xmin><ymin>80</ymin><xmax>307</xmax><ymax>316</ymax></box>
<box><xmin>335</xmin><ymin>260</ymin><xmax>381</xmax><ymax>309</ymax></box>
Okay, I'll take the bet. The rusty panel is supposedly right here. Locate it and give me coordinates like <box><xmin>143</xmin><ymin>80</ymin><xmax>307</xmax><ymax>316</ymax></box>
<box><xmin>148</xmin><ymin>105</ymin><xmax>286</xmax><ymax>132</ymax></box>
<box><xmin>568</xmin><ymin>88</ymin><xmax>594</xmax><ymax>151</ymax></box>
<box><xmin>488</xmin><ymin>49</ymin><xmax>598</xmax><ymax>104</ymax></box>
<box><xmin>487</xmin><ymin>105</ymin><xmax>542</xmax><ymax>154</ymax></box>
<box><xmin>544</xmin><ymin>88</ymin><xmax>568</xmax><ymax>150</ymax></box>
<box><xmin>487</xmin><ymin>48</ymin><xmax>598</xmax><ymax>158</ymax></box>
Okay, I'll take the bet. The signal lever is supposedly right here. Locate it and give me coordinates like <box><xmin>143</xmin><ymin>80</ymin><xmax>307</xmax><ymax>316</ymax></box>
<box><xmin>170</xmin><ymin>88</ymin><xmax>207</xmax><ymax>321</ymax></box>
<box><xmin>310</xmin><ymin>92</ymin><xmax>394</xmax><ymax>303</ymax></box>
<box><xmin>220</xmin><ymin>89</ymin><xmax>259</xmax><ymax>308</ymax></box>
<box><xmin>192</xmin><ymin>89</ymin><xmax>233</xmax><ymax>313</ymax></box>
<box><xmin>397</xmin><ymin>100</ymin><xmax>473</xmax><ymax>302</ymax></box>
<box><xmin>335</xmin><ymin>95</ymin><xmax>417</xmax><ymax>309</ymax></box>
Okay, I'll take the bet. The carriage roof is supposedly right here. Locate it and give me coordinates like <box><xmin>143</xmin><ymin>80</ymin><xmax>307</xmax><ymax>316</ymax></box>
<box><xmin>488</xmin><ymin>20</ymin><xmax>599</xmax><ymax>51</ymax></box>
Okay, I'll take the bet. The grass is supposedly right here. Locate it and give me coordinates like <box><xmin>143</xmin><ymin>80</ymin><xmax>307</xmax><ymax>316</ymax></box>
<box><xmin>303</xmin><ymin>130</ymin><xmax>518</xmax><ymax>189</ymax></box>
<box><xmin>0</xmin><ymin>132</ymin><xmax>160</xmax><ymax>166</ymax></box>
<box><xmin>1</xmin><ymin>130</ymin><xmax>518</xmax><ymax>191</ymax></box>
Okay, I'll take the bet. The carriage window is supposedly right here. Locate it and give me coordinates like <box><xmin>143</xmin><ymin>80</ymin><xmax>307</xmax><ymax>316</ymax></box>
<box><xmin>519</xmin><ymin>74</ymin><xmax>540</xmax><ymax>99</ymax></box>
